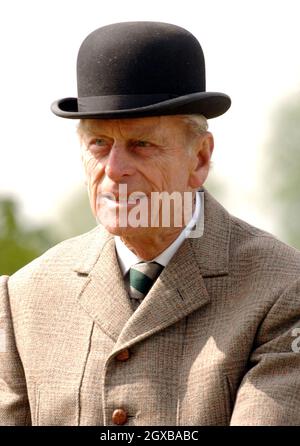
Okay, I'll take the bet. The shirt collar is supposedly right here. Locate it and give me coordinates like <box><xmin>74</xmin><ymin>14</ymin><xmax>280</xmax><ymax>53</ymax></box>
<box><xmin>115</xmin><ymin>190</ymin><xmax>202</xmax><ymax>276</ymax></box>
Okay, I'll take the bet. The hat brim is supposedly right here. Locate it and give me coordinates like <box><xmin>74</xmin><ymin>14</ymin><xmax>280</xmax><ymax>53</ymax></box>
<box><xmin>51</xmin><ymin>92</ymin><xmax>231</xmax><ymax>120</ymax></box>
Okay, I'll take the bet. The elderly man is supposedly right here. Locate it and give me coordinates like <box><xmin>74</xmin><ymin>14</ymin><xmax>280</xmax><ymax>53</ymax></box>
<box><xmin>1</xmin><ymin>22</ymin><xmax>300</xmax><ymax>427</ymax></box>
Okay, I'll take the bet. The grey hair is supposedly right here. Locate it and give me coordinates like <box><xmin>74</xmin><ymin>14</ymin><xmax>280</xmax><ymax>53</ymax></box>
<box><xmin>77</xmin><ymin>114</ymin><xmax>208</xmax><ymax>157</ymax></box>
<box><xmin>180</xmin><ymin>114</ymin><xmax>209</xmax><ymax>136</ymax></box>
<box><xmin>77</xmin><ymin>120</ymin><xmax>87</xmax><ymax>138</ymax></box>
<box><xmin>77</xmin><ymin>114</ymin><xmax>208</xmax><ymax>134</ymax></box>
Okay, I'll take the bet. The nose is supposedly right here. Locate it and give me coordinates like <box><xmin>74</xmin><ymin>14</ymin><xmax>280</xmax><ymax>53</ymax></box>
<box><xmin>104</xmin><ymin>143</ymin><xmax>135</xmax><ymax>181</ymax></box>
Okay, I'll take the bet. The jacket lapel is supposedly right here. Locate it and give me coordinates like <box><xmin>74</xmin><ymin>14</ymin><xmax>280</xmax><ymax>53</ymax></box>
<box><xmin>72</xmin><ymin>188</ymin><xmax>231</xmax><ymax>351</ymax></box>
<box><xmin>111</xmin><ymin>237</ymin><xmax>211</xmax><ymax>354</ymax></box>
<box><xmin>191</xmin><ymin>189</ymin><xmax>231</xmax><ymax>278</ymax></box>
<box><xmin>111</xmin><ymin>189</ymin><xmax>231</xmax><ymax>352</ymax></box>
<box><xmin>73</xmin><ymin>228</ymin><xmax>133</xmax><ymax>342</ymax></box>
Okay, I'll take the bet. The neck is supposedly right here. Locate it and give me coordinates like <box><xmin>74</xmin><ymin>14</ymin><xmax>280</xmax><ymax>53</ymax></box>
<box><xmin>119</xmin><ymin>191</ymin><xmax>197</xmax><ymax>260</ymax></box>
<box><xmin>120</xmin><ymin>226</ymin><xmax>184</xmax><ymax>260</ymax></box>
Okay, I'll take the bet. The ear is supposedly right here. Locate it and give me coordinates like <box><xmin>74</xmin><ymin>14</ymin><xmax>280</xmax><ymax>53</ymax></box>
<box><xmin>188</xmin><ymin>132</ymin><xmax>214</xmax><ymax>189</ymax></box>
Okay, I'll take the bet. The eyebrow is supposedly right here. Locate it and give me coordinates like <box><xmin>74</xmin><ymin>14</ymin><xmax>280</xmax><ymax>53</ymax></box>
<box><xmin>84</xmin><ymin>127</ymin><xmax>161</xmax><ymax>141</ymax></box>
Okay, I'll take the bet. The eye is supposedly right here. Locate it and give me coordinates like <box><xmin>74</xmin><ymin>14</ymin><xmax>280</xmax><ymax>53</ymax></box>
<box><xmin>94</xmin><ymin>138</ymin><xmax>107</xmax><ymax>146</ymax></box>
<box><xmin>134</xmin><ymin>140</ymin><xmax>152</xmax><ymax>148</ymax></box>
<box><xmin>88</xmin><ymin>138</ymin><xmax>110</xmax><ymax>154</ymax></box>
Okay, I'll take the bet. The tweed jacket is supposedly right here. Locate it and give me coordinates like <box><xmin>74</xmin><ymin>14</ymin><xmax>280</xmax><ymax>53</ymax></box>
<box><xmin>1</xmin><ymin>190</ymin><xmax>300</xmax><ymax>426</ymax></box>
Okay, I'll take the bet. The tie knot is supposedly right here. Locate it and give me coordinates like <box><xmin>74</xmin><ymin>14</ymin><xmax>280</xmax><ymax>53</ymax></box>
<box><xmin>129</xmin><ymin>261</ymin><xmax>164</xmax><ymax>302</ymax></box>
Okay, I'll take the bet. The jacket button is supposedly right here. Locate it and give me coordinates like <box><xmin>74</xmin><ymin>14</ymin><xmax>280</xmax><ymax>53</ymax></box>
<box><xmin>112</xmin><ymin>408</ymin><xmax>128</xmax><ymax>425</ymax></box>
<box><xmin>115</xmin><ymin>349</ymin><xmax>130</xmax><ymax>361</ymax></box>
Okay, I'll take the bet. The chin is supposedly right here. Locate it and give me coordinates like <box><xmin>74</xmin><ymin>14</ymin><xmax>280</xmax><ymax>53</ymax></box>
<box><xmin>102</xmin><ymin>225</ymin><xmax>127</xmax><ymax>236</ymax></box>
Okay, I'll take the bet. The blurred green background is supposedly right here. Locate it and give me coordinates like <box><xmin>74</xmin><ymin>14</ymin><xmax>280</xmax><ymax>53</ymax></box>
<box><xmin>1</xmin><ymin>92</ymin><xmax>300</xmax><ymax>275</ymax></box>
<box><xmin>0</xmin><ymin>186</ymin><xmax>96</xmax><ymax>275</ymax></box>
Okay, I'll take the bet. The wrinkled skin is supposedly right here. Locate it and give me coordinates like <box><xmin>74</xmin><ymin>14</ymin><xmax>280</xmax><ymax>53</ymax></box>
<box><xmin>79</xmin><ymin>116</ymin><xmax>213</xmax><ymax>259</ymax></box>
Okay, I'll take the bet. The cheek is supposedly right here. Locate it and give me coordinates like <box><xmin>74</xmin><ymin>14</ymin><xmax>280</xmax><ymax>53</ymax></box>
<box><xmin>157</xmin><ymin>160</ymin><xmax>190</xmax><ymax>190</ymax></box>
<box><xmin>139</xmin><ymin>162</ymin><xmax>180</xmax><ymax>191</ymax></box>
<box><xmin>141</xmin><ymin>166</ymin><xmax>167</xmax><ymax>190</ymax></box>
<box><xmin>83</xmin><ymin>155</ymin><xmax>104</xmax><ymax>185</ymax></box>
<box><xmin>82</xmin><ymin>156</ymin><xmax>106</xmax><ymax>214</ymax></box>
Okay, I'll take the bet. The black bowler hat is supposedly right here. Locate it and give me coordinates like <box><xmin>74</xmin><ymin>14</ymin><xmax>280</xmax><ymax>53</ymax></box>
<box><xmin>51</xmin><ymin>21</ymin><xmax>231</xmax><ymax>119</ymax></box>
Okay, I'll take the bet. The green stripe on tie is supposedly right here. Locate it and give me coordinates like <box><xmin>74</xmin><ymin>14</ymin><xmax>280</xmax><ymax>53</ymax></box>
<box><xmin>130</xmin><ymin>269</ymin><xmax>154</xmax><ymax>295</ymax></box>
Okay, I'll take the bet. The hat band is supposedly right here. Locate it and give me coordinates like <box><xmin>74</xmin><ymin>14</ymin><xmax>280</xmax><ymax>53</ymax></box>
<box><xmin>77</xmin><ymin>93</ymin><xmax>178</xmax><ymax>112</ymax></box>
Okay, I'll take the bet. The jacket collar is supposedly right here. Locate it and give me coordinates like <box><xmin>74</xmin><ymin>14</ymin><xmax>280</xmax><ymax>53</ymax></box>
<box><xmin>189</xmin><ymin>188</ymin><xmax>230</xmax><ymax>277</ymax></box>
<box><xmin>73</xmin><ymin>188</ymin><xmax>231</xmax><ymax>278</ymax></box>
<box><xmin>72</xmin><ymin>189</ymin><xmax>231</xmax><ymax>352</ymax></box>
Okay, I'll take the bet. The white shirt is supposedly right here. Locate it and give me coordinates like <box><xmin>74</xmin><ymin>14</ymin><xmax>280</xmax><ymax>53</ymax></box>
<box><xmin>115</xmin><ymin>191</ymin><xmax>202</xmax><ymax>276</ymax></box>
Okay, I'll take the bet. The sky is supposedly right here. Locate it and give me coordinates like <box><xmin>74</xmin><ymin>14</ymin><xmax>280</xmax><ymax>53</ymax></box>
<box><xmin>1</xmin><ymin>0</ymin><xmax>300</xmax><ymax>236</ymax></box>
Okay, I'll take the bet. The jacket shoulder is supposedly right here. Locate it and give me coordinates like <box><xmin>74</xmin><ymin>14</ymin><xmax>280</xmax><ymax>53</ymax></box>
<box><xmin>9</xmin><ymin>225</ymin><xmax>109</xmax><ymax>284</ymax></box>
<box><xmin>229</xmin><ymin>213</ymin><xmax>300</xmax><ymax>275</ymax></box>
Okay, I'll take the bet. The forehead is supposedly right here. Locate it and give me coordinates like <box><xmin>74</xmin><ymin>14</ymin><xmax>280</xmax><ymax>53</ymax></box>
<box><xmin>80</xmin><ymin>116</ymin><xmax>186</xmax><ymax>139</ymax></box>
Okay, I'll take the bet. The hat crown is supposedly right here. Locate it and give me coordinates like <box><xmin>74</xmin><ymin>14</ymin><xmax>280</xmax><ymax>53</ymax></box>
<box><xmin>51</xmin><ymin>21</ymin><xmax>231</xmax><ymax>119</ymax></box>
<box><xmin>77</xmin><ymin>21</ymin><xmax>206</xmax><ymax>98</ymax></box>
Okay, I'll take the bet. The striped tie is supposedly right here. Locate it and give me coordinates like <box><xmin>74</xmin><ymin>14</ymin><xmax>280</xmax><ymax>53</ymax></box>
<box><xmin>128</xmin><ymin>261</ymin><xmax>164</xmax><ymax>310</ymax></box>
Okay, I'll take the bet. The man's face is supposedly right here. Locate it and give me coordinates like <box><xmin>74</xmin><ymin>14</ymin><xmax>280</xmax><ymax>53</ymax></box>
<box><xmin>79</xmin><ymin>116</ymin><xmax>211</xmax><ymax>236</ymax></box>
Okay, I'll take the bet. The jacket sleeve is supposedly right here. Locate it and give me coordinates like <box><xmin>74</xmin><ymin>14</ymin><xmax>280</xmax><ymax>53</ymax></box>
<box><xmin>230</xmin><ymin>277</ymin><xmax>300</xmax><ymax>425</ymax></box>
<box><xmin>0</xmin><ymin>275</ymin><xmax>31</xmax><ymax>425</ymax></box>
